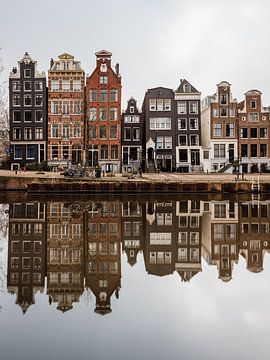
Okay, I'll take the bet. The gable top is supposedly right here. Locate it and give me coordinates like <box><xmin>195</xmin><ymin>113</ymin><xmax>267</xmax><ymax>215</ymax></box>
<box><xmin>217</xmin><ymin>80</ymin><xmax>231</xmax><ymax>88</ymax></box>
<box><xmin>95</xmin><ymin>50</ymin><xmax>112</xmax><ymax>58</ymax></box>
<box><xmin>175</xmin><ymin>79</ymin><xmax>200</xmax><ymax>94</ymax></box>
<box><xmin>58</xmin><ymin>53</ymin><xmax>74</xmax><ymax>60</ymax></box>
<box><xmin>245</xmin><ymin>89</ymin><xmax>262</xmax><ymax>96</ymax></box>
<box><xmin>20</xmin><ymin>52</ymin><xmax>34</xmax><ymax>64</ymax></box>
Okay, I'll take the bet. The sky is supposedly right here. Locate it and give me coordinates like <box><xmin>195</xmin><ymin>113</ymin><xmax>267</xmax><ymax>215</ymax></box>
<box><xmin>1</xmin><ymin>0</ymin><xmax>270</xmax><ymax>109</ymax></box>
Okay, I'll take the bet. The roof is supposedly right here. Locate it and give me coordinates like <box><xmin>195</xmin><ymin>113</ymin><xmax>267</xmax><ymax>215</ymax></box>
<box><xmin>175</xmin><ymin>79</ymin><xmax>200</xmax><ymax>94</ymax></box>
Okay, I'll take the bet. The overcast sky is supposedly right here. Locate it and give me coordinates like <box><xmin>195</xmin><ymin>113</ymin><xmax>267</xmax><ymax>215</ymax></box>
<box><xmin>1</xmin><ymin>0</ymin><xmax>270</xmax><ymax>108</ymax></box>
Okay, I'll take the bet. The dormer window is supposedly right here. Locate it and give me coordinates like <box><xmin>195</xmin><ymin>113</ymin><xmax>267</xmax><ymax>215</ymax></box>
<box><xmin>251</xmin><ymin>100</ymin><xmax>257</xmax><ymax>109</ymax></box>
<box><xmin>184</xmin><ymin>84</ymin><xmax>191</xmax><ymax>93</ymax></box>
<box><xmin>130</xmin><ymin>106</ymin><xmax>134</xmax><ymax>113</ymax></box>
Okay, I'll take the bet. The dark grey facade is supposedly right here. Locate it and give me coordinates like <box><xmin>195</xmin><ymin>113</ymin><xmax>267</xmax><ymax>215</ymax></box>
<box><xmin>121</xmin><ymin>98</ymin><xmax>143</xmax><ymax>172</ymax></box>
<box><xmin>174</xmin><ymin>79</ymin><xmax>202</xmax><ymax>172</ymax></box>
<box><xmin>9</xmin><ymin>52</ymin><xmax>47</xmax><ymax>170</ymax></box>
<box><xmin>142</xmin><ymin>87</ymin><xmax>175</xmax><ymax>172</ymax></box>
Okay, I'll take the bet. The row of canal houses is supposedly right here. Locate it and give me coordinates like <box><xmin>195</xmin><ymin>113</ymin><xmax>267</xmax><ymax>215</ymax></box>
<box><xmin>7</xmin><ymin>199</ymin><xmax>270</xmax><ymax>314</ymax></box>
<box><xmin>9</xmin><ymin>51</ymin><xmax>270</xmax><ymax>173</ymax></box>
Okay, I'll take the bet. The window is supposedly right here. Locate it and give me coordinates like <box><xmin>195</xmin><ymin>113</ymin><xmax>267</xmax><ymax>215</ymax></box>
<box><xmin>35</xmin><ymin>95</ymin><xmax>43</xmax><ymax>106</ymax></box>
<box><xmin>241</xmin><ymin>128</ymin><xmax>248</xmax><ymax>138</ymax></box>
<box><xmin>100</xmin><ymin>76</ymin><xmax>108</xmax><ymax>84</ymax></box>
<box><xmin>165</xmin><ymin>137</ymin><xmax>172</xmax><ymax>149</ymax></box>
<box><xmin>110</xmin><ymin>107</ymin><xmax>118</xmax><ymax>120</ymax></box>
<box><xmin>179</xmin><ymin>135</ymin><xmax>187</xmax><ymax>146</ymax></box>
<box><xmin>62</xmin><ymin>100</ymin><xmax>69</xmax><ymax>115</ymax></box>
<box><xmin>214</xmin><ymin>144</ymin><xmax>225</xmax><ymax>158</ymax></box>
<box><xmin>220</xmin><ymin>94</ymin><xmax>227</xmax><ymax>105</ymax></box>
<box><xmin>111</xmin><ymin>145</ymin><xmax>118</xmax><ymax>159</ymax></box>
<box><xmin>226</xmin><ymin>123</ymin><xmax>234</xmax><ymax>137</ymax></box>
<box><xmin>24</xmin><ymin>95</ymin><xmax>32</xmax><ymax>106</ymax></box>
<box><xmin>220</xmin><ymin>108</ymin><xmax>227</xmax><ymax>117</ymax></box>
<box><xmin>89</xmin><ymin>89</ymin><xmax>97</xmax><ymax>102</ymax></box>
<box><xmin>62</xmin><ymin>145</ymin><xmax>69</xmax><ymax>160</ymax></box>
<box><xmin>260</xmin><ymin>128</ymin><xmax>267</xmax><ymax>138</ymax></box>
<box><xmin>189</xmin><ymin>102</ymin><xmax>198</xmax><ymax>114</ymax></box>
<box><xmin>24</xmin><ymin>111</ymin><xmax>32</xmax><ymax>122</ymax></box>
<box><xmin>260</xmin><ymin>144</ymin><xmax>267</xmax><ymax>157</ymax></box>
<box><xmin>250</xmin><ymin>100</ymin><xmax>257</xmax><ymax>109</ymax></box>
<box><xmin>73</xmin><ymin>80</ymin><xmax>81</xmax><ymax>91</ymax></box>
<box><xmin>24</xmin><ymin>81</ymin><xmax>32</xmax><ymax>91</ymax></box>
<box><xmin>124</xmin><ymin>128</ymin><xmax>131</xmax><ymax>140</ymax></box>
<box><xmin>189</xmin><ymin>118</ymin><xmax>198</xmax><ymax>130</ymax></box>
<box><xmin>249</xmin><ymin>113</ymin><xmax>259</xmax><ymax>122</ymax></box>
<box><xmin>177</xmin><ymin>101</ymin><xmax>186</xmax><ymax>114</ymax></box>
<box><xmin>178</xmin><ymin>232</ymin><xmax>187</xmax><ymax>245</ymax></box>
<box><xmin>51</xmin><ymin>100</ymin><xmax>59</xmax><ymax>114</ymax></box>
<box><xmin>178</xmin><ymin>118</ymin><xmax>187</xmax><ymax>130</ymax></box>
<box><xmin>214</xmin><ymin>204</ymin><xmax>226</xmax><ymax>218</ymax></box>
<box><xmin>241</xmin><ymin>144</ymin><xmax>248</xmax><ymax>157</ymax></box>
<box><xmin>24</xmin><ymin>69</ymin><xmax>31</xmax><ymax>77</ymax></box>
<box><xmin>110</xmin><ymin>89</ymin><xmax>118</xmax><ymax>102</ymax></box>
<box><xmin>179</xmin><ymin>149</ymin><xmax>188</xmax><ymax>162</ymax></box>
<box><xmin>110</xmin><ymin>125</ymin><xmax>117</xmax><ymax>139</ymax></box>
<box><xmin>230</xmin><ymin>107</ymin><xmax>235</xmax><ymax>117</ymax></box>
<box><xmin>13</xmin><ymin>111</ymin><xmax>21</xmax><ymax>122</ymax></box>
<box><xmin>130</xmin><ymin>106</ymin><xmax>135</xmax><ymax>113</ymax></box>
<box><xmin>156</xmin><ymin>136</ymin><xmax>172</xmax><ymax>149</ymax></box>
<box><xmin>101</xmin><ymin>145</ymin><xmax>108</xmax><ymax>159</ymax></box>
<box><xmin>14</xmin><ymin>145</ymin><xmax>22</xmax><ymax>159</ymax></box>
<box><xmin>13</xmin><ymin>128</ymin><xmax>21</xmax><ymax>140</ymax></box>
<box><xmin>100</xmin><ymin>90</ymin><xmax>108</xmax><ymax>102</ymax></box>
<box><xmin>24</xmin><ymin>127</ymin><xmax>32</xmax><ymax>140</ymax></box>
<box><xmin>149</xmin><ymin>117</ymin><xmax>171</xmax><ymax>130</ymax></box>
<box><xmin>227</xmin><ymin>224</ymin><xmax>236</xmax><ymax>240</ymax></box>
<box><xmin>149</xmin><ymin>99</ymin><xmax>171</xmax><ymax>111</ymax></box>
<box><xmin>74</xmin><ymin>100</ymin><xmax>81</xmax><ymax>114</ymax></box>
<box><xmin>250</xmin><ymin>128</ymin><xmax>258</xmax><ymax>138</ymax></box>
<box><xmin>213</xmin><ymin>123</ymin><xmax>222</xmax><ymax>137</ymax></box>
<box><xmin>26</xmin><ymin>145</ymin><xmax>35</xmax><ymax>159</ymax></box>
<box><xmin>99</xmin><ymin>126</ymin><xmax>107</xmax><ymax>139</ymax></box>
<box><xmin>89</xmin><ymin>125</ymin><xmax>96</xmax><ymax>139</ymax></box>
<box><xmin>149</xmin><ymin>99</ymin><xmax>156</xmax><ymax>111</ymax></box>
<box><xmin>51</xmin><ymin>80</ymin><xmax>59</xmax><ymax>91</ymax></box>
<box><xmin>35</xmin><ymin>81</ymin><xmax>43</xmax><ymax>91</ymax></box>
<box><xmin>13</xmin><ymin>95</ymin><xmax>20</xmax><ymax>106</ymax></box>
<box><xmin>35</xmin><ymin>128</ymin><xmax>43</xmax><ymax>140</ymax></box>
<box><xmin>133</xmin><ymin>128</ymin><xmax>140</xmax><ymax>141</ymax></box>
<box><xmin>178</xmin><ymin>248</ymin><xmax>187</xmax><ymax>262</ymax></box>
<box><xmin>62</xmin><ymin>124</ymin><xmax>69</xmax><ymax>139</ymax></box>
<box><xmin>250</xmin><ymin>144</ymin><xmax>257</xmax><ymax>157</ymax></box>
<box><xmin>52</xmin><ymin>145</ymin><xmax>58</xmax><ymax>159</ymax></box>
<box><xmin>62</xmin><ymin>80</ymin><xmax>70</xmax><ymax>91</ymax></box>
<box><xmin>156</xmin><ymin>136</ymin><xmax>163</xmax><ymax>149</ymax></box>
<box><xmin>74</xmin><ymin>124</ymin><xmax>81</xmax><ymax>138</ymax></box>
<box><xmin>190</xmin><ymin>135</ymin><xmax>199</xmax><ymax>146</ymax></box>
<box><xmin>13</xmin><ymin>81</ymin><xmax>20</xmax><ymax>91</ymax></box>
<box><xmin>124</xmin><ymin>115</ymin><xmax>140</xmax><ymax>123</ymax></box>
<box><xmin>51</xmin><ymin>124</ymin><xmax>59</xmax><ymax>138</ymax></box>
<box><xmin>89</xmin><ymin>107</ymin><xmax>97</xmax><ymax>121</ymax></box>
<box><xmin>213</xmin><ymin>108</ymin><xmax>218</xmax><ymax>117</ymax></box>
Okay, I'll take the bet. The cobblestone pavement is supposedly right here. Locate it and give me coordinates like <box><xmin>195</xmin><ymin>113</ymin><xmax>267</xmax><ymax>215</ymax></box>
<box><xmin>0</xmin><ymin>169</ymin><xmax>269</xmax><ymax>183</ymax></box>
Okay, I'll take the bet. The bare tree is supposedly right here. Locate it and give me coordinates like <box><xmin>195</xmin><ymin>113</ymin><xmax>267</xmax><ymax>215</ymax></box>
<box><xmin>0</xmin><ymin>51</ymin><xmax>9</xmax><ymax>165</ymax></box>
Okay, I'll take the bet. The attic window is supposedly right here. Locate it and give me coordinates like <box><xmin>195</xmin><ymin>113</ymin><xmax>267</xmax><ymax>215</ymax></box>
<box><xmin>130</xmin><ymin>106</ymin><xmax>134</xmax><ymax>113</ymax></box>
<box><xmin>184</xmin><ymin>84</ymin><xmax>191</xmax><ymax>92</ymax></box>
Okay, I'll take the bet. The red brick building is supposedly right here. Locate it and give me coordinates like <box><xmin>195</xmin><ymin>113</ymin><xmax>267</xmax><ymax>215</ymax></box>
<box><xmin>86</xmin><ymin>50</ymin><xmax>122</xmax><ymax>172</ymax></box>
<box><xmin>48</xmin><ymin>53</ymin><xmax>85</xmax><ymax>170</ymax></box>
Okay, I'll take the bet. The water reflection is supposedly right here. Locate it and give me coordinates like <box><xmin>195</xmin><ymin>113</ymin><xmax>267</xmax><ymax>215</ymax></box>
<box><xmin>5</xmin><ymin>198</ymin><xmax>270</xmax><ymax>314</ymax></box>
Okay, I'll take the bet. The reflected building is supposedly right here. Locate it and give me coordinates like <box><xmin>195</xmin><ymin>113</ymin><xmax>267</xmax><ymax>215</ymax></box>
<box><xmin>47</xmin><ymin>203</ymin><xmax>84</xmax><ymax>312</ymax></box>
<box><xmin>7</xmin><ymin>202</ymin><xmax>46</xmax><ymax>313</ymax></box>
<box><xmin>239</xmin><ymin>200</ymin><xmax>270</xmax><ymax>272</ymax></box>
<box><xmin>202</xmin><ymin>200</ymin><xmax>239</xmax><ymax>281</ymax></box>
<box><xmin>175</xmin><ymin>200</ymin><xmax>203</xmax><ymax>282</ymax></box>
<box><xmin>121</xmin><ymin>201</ymin><xmax>144</xmax><ymax>266</ymax></box>
<box><xmin>85</xmin><ymin>201</ymin><xmax>121</xmax><ymax>315</ymax></box>
<box><xmin>144</xmin><ymin>200</ymin><xmax>176</xmax><ymax>276</ymax></box>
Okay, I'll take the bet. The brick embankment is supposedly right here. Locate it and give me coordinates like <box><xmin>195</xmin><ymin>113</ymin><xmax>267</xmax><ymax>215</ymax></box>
<box><xmin>0</xmin><ymin>170</ymin><xmax>269</xmax><ymax>193</ymax></box>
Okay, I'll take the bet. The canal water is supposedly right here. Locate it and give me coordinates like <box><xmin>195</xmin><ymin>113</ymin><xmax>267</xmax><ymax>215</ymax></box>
<box><xmin>0</xmin><ymin>194</ymin><xmax>270</xmax><ymax>360</ymax></box>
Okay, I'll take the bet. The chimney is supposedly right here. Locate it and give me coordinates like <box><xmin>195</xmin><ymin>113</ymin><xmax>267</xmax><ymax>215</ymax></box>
<box><xmin>115</xmin><ymin>63</ymin><xmax>119</xmax><ymax>76</ymax></box>
<box><xmin>50</xmin><ymin>58</ymin><xmax>54</xmax><ymax>69</ymax></box>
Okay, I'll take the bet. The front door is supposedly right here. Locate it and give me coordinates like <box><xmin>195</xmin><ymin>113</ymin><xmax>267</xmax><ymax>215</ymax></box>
<box><xmin>191</xmin><ymin>150</ymin><xmax>200</xmax><ymax>165</ymax></box>
<box><xmin>229</xmin><ymin>144</ymin><xmax>234</xmax><ymax>162</ymax></box>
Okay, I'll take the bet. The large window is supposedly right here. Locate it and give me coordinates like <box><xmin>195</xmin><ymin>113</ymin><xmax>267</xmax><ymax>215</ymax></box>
<box><xmin>178</xmin><ymin>118</ymin><xmax>187</xmax><ymax>130</ymax></box>
<box><xmin>177</xmin><ymin>101</ymin><xmax>186</xmax><ymax>114</ymax></box>
<box><xmin>111</xmin><ymin>145</ymin><xmax>118</xmax><ymax>159</ymax></box>
<box><xmin>179</xmin><ymin>149</ymin><xmax>188</xmax><ymax>162</ymax></box>
<box><xmin>124</xmin><ymin>128</ymin><xmax>131</xmax><ymax>141</ymax></box>
<box><xmin>149</xmin><ymin>99</ymin><xmax>171</xmax><ymax>111</ymax></box>
<box><xmin>51</xmin><ymin>80</ymin><xmax>59</xmax><ymax>91</ymax></box>
<box><xmin>73</xmin><ymin>80</ymin><xmax>81</xmax><ymax>91</ymax></box>
<box><xmin>110</xmin><ymin>107</ymin><xmax>118</xmax><ymax>120</ymax></box>
<box><xmin>100</xmin><ymin>108</ymin><xmax>107</xmax><ymax>121</ymax></box>
<box><xmin>241</xmin><ymin>144</ymin><xmax>248</xmax><ymax>157</ymax></box>
<box><xmin>214</xmin><ymin>204</ymin><xmax>226</xmax><ymax>218</ymax></box>
<box><xmin>14</xmin><ymin>145</ymin><xmax>23</xmax><ymax>159</ymax></box>
<box><xmin>13</xmin><ymin>111</ymin><xmax>21</xmax><ymax>122</ymax></box>
<box><xmin>214</xmin><ymin>144</ymin><xmax>225</xmax><ymax>158</ymax></box>
<box><xmin>190</xmin><ymin>135</ymin><xmax>199</xmax><ymax>146</ymax></box>
<box><xmin>62</xmin><ymin>100</ymin><xmax>70</xmax><ymax>115</ymax></box>
<box><xmin>100</xmin><ymin>90</ymin><xmax>108</xmax><ymax>102</ymax></box>
<box><xmin>149</xmin><ymin>117</ymin><xmax>171</xmax><ymax>130</ymax></box>
<box><xmin>110</xmin><ymin>89</ymin><xmax>118</xmax><ymax>102</ymax></box>
<box><xmin>13</xmin><ymin>128</ymin><xmax>21</xmax><ymax>140</ymax></box>
<box><xmin>226</xmin><ymin>123</ymin><xmax>234</xmax><ymax>137</ymax></box>
<box><xmin>250</xmin><ymin>144</ymin><xmax>257</xmax><ymax>157</ymax></box>
<box><xmin>35</xmin><ymin>128</ymin><xmax>43</xmax><ymax>140</ymax></box>
<box><xmin>51</xmin><ymin>100</ymin><xmax>59</xmax><ymax>114</ymax></box>
<box><xmin>51</xmin><ymin>124</ymin><xmax>59</xmax><ymax>138</ymax></box>
<box><xmin>62</xmin><ymin>80</ymin><xmax>70</xmax><ymax>91</ymax></box>
<box><xmin>189</xmin><ymin>101</ymin><xmax>198</xmax><ymax>114</ymax></box>
<box><xmin>89</xmin><ymin>107</ymin><xmax>97</xmax><ymax>121</ymax></box>
<box><xmin>213</xmin><ymin>123</ymin><xmax>222</xmax><ymax>137</ymax></box>
<box><xmin>89</xmin><ymin>89</ymin><xmax>97</xmax><ymax>102</ymax></box>
<box><xmin>13</xmin><ymin>95</ymin><xmax>20</xmax><ymax>106</ymax></box>
<box><xmin>26</xmin><ymin>145</ymin><xmax>35</xmax><ymax>159</ymax></box>
<box><xmin>249</xmin><ymin>113</ymin><xmax>259</xmax><ymax>122</ymax></box>
<box><xmin>179</xmin><ymin>135</ymin><xmax>187</xmax><ymax>146</ymax></box>
<box><xmin>73</xmin><ymin>100</ymin><xmax>81</xmax><ymax>114</ymax></box>
<box><xmin>24</xmin><ymin>95</ymin><xmax>32</xmax><ymax>106</ymax></box>
<box><xmin>100</xmin><ymin>145</ymin><xmax>108</xmax><ymax>159</ymax></box>
<box><xmin>241</xmin><ymin>128</ymin><xmax>248</xmax><ymax>138</ymax></box>
<box><xmin>260</xmin><ymin>128</ymin><xmax>267</xmax><ymax>138</ymax></box>
<box><xmin>250</xmin><ymin>128</ymin><xmax>258</xmax><ymax>138</ymax></box>
<box><xmin>110</xmin><ymin>125</ymin><xmax>117</xmax><ymax>139</ymax></box>
<box><xmin>24</xmin><ymin>128</ymin><xmax>32</xmax><ymax>140</ymax></box>
<box><xmin>189</xmin><ymin>118</ymin><xmax>198</xmax><ymax>130</ymax></box>
<box><xmin>100</xmin><ymin>126</ymin><xmax>107</xmax><ymax>139</ymax></box>
<box><xmin>156</xmin><ymin>136</ymin><xmax>172</xmax><ymax>149</ymax></box>
<box><xmin>52</xmin><ymin>145</ymin><xmax>59</xmax><ymax>159</ymax></box>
